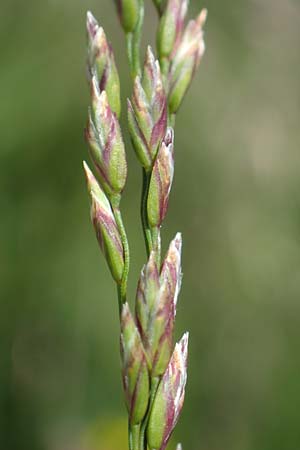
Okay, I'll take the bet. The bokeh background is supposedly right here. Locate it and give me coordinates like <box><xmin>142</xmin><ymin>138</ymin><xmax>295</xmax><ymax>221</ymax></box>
<box><xmin>1</xmin><ymin>1</ymin><xmax>300</xmax><ymax>449</ymax></box>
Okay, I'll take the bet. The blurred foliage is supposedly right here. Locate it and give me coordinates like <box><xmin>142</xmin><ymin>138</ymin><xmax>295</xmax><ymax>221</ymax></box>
<box><xmin>1</xmin><ymin>0</ymin><xmax>300</xmax><ymax>449</ymax></box>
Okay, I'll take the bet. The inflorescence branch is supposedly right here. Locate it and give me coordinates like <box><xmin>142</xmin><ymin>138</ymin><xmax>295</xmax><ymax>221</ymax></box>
<box><xmin>83</xmin><ymin>1</ymin><xmax>207</xmax><ymax>449</ymax></box>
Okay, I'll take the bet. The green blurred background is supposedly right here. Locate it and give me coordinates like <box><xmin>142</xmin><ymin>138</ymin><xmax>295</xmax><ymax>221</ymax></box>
<box><xmin>1</xmin><ymin>0</ymin><xmax>300</xmax><ymax>449</ymax></box>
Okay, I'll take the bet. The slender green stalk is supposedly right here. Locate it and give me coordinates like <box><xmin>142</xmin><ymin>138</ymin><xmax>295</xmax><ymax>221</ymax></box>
<box><xmin>139</xmin><ymin>377</ymin><xmax>160</xmax><ymax>450</ymax></box>
<box><xmin>117</xmin><ymin>285</ymin><xmax>123</xmax><ymax>316</ymax></box>
<box><xmin>132</xmin><ymin>1</ymin><xmax>144</xmax><ymax>77</ymax></box>
<box><xmin>126</xmin><ymin>1</ymin><xmax>144</xmax><ymax>78</ymax></box>
<box><xmin>111</xmin><ymin>195</ymin><xmax>130</xmax><ymax>306</ymax></box>
<box><xmin>129</xmin><ymin>423</ymin><xmax>141</xmax><ymax>450</ymax></box>
<box><xmin>126</xmin><ymin>32</ymin><xmax>134</xmax><ymax>76</ymax></box>
<box><xmin>169</xmin><ymin>112</ymin><xmax>176</xmax><ymax>128</ymax></box>
<box><xmin>150</xmin><ymin>226</ymin><xmax>161</xmax><ymax>267</ymax></box>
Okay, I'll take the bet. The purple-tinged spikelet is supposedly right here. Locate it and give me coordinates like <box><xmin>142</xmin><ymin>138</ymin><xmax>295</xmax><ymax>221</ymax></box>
<box><xmin>157</xmin><ymin>0</ymin><xmax>188</xmax><ymax>59</ymax></box>
<box><xmin>87</xmin><ymin>11</ymin><xmax>121</xmax><ymax>117</ymax></box>
<box><xmin>135</xmin><ymin>251</ymin><xmax>160</xmax><ymax>346</ymax></box>
<box><xmin>135</xmin><ymin>234</ymin><xmax>182</xmax><ymax>376</ymax></box>
<box><xmin>168</xmin><ymin>8</ymin><xmax>207</xmax><ymax>113</ymax></box>
<box><xmin>83</xmin><ymin>161</ymin><xmax>124</xmax><ymax>283</ymax></box>
<box><xmin>85</xmin><ymin>79</ymin><xmax>127</xmax><ymax>197</ymax></box>
<box><xmin>160</xmin><ymin>232</ymin><xmax>182</xmax><ymax>314</ymax></box>
<box><xmin>147</xmin><ymin>127</ymin><xmax>174</xmax><ymax>228</ymax></box>
<box><xmin>151</xmin><ymin>233</ymin><xmax>182</xmax><ymax>376</ymax></box>
<box><xmin>147</xmin><ymin>333</ymin><xmax>189</xmax><ymax>450</ymax></box>
<box><xmin>120</xmin><ymin>303</ymin><xmax>150</xmax><ymax>425</ymax></box>
<box><xmin>135</xmin><ymin>251</ymin><xmax>169</xmax><ymax>375</ymax></box>
<box><xmin>128</xmin><ymin>46</ymin><xmax>167</xmax><ymax>170</ymax></box>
